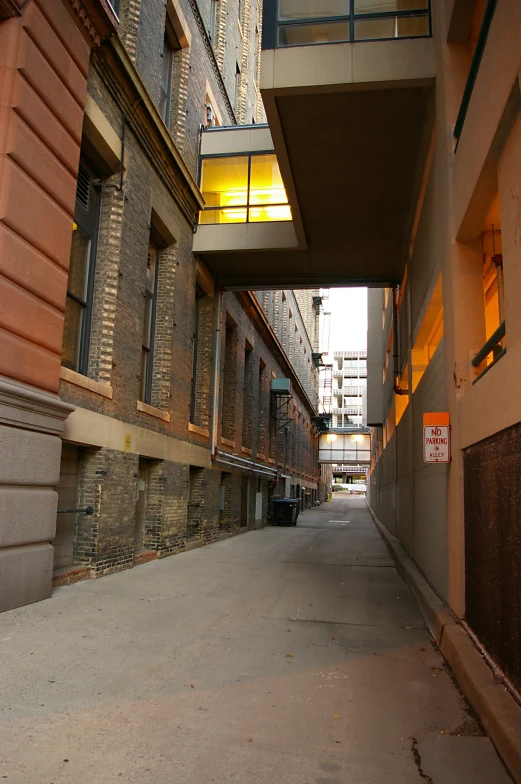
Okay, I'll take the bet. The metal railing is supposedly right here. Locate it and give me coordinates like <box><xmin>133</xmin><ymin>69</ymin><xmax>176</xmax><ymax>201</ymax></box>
<box><xmin>472</xmin><ymin>320</ymin><xmax>506</xmax><ymax>384</ymax></box>
<box><xmin>454</xmin><ymin>0</ymin><xmax>498</xmax><ymax>144</ymax></box>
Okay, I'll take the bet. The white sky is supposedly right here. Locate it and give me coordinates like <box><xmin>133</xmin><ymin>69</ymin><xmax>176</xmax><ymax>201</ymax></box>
<box><xmin>326</xmin><ymin>288</ymin><xmax>368</xmax><ymax>352</ymax></box>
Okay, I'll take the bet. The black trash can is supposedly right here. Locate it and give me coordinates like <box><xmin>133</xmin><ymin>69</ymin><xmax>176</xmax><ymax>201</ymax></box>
<box><xmin>272</xmin><ymin>498</ymin><xmax>299</xmax><ymax>526</ymax></box>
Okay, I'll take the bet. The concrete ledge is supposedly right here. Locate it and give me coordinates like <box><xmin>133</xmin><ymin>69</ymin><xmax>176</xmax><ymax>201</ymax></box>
<box><xmin>367</xmin><ymin>502</ymin><xmax>521</xmax><ymax>784</ymax></box>
<box><xmin>136</xmin><ymin>400</ymin><xmax>170</xmax><ymax>422</ymax></box>
<box><xmin>185</xmin><ymin>540</ymin><xmax>206</xmax><ymax>552</ymax></box>
<box><xmin>61</xmin><ymin>367</ymin><xmax>113</xmax><ymax>399</ymax></box>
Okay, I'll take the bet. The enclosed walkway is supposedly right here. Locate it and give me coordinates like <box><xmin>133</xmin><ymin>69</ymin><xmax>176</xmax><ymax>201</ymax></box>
<box><xmin>0</xmin><ymin>497</ymin><xmax>511</xmax><ymax>783</ymax></box>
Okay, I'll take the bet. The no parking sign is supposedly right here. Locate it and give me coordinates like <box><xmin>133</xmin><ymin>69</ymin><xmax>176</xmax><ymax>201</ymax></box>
<box><xmin>423</xmin><ymin>412</ymin><xmax>450</xmax><ymax>463</ymax></box>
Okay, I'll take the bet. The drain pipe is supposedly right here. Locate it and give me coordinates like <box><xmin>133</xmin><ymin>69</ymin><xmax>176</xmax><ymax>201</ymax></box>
<box><xmin>210</xmin><ymin>289</ymin><xmax>223</xmax><ymax>459</ymax></box>
<box><xmin>393</xmin><ymin>285</ymin><xmax>408</xmax><ymax>395</ymax></box>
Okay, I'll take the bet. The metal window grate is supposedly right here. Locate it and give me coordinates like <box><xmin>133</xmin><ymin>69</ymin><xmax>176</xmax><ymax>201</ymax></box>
<box><xmin>76</xmin><ymin>165</ymin><xmax>90</xmax><ymax>210</ymax></box>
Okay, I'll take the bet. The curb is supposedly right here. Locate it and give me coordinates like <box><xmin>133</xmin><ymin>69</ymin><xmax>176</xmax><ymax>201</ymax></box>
<box><xmin>366</xmin><ymin>502</ymin><xmax>521</xmax><ymax>784</ymax></box>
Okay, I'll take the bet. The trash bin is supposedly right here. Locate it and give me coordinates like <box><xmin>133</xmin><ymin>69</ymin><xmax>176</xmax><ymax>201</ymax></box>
<box><xmin>272</xmin><ymin>498</ymin><xmax>299</xmax><ymax>526</ymax></box>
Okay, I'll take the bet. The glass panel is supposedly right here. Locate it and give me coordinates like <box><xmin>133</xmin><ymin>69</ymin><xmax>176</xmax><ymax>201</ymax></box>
<box><xmin>159</xmin><ymin>36</ymin><xmax>173</xmax><ymax>123</ymax></box>
<box><xmin>278</xmin><ymin>0</ymin><xmax>350</xmax><ymax>21</ymax></box>
<box><xmin>200</xmin><ymin>207</ymin><xmax>248</xmax><ymax>224</ymax></box>
<box><xmin>355</xmin><ymin>13</ymin><xmax>428</xmax><ymax>39</ymax></box>
<box><xmin>249</xmin><ymin>205</ymin><xmax>292</xmax><ymax>222</ymax></box>
<box><xmin>249</xmin><ymin>154</ymin><xmax>288</xmax><ymax>206</ymax></box>
<box><xmin>278</xmin><ymin>20</ymin><xmax>350</xmax><ymax>45</ymax></box>
<box><xmin>354</xmin><ymin>0</ymin><xmax>428</xmax><ymax>12</ymax></box>
<box><xmin>62</xmin><ymin>296</ymin><xmax>83</xmax><ymax>370</ymax></box>
<box><xmin>68</xmin><ymin>224</ymin><xmax>90</xmax><ymax>301</ymax></box>
<box><xmin>200</xmin><ymin>156</ymin><xmax>248</xmax><ymax>213</ymax></box>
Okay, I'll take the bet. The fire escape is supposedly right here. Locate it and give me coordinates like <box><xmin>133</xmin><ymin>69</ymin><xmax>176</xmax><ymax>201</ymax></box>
<box><xmin>311</xmin><ymin>289</ymin><xmax>332</xmax><ymax>434</ymax></box>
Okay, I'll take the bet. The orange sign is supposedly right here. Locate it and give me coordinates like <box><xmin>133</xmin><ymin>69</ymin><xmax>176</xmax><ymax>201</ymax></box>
<box><xmin>423</xmin><ymin>412</ymin><xmax>450</xmax><ymax>463</ymax></box>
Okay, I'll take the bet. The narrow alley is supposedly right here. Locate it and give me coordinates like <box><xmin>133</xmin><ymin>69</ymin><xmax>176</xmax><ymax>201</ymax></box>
<box><xmin>0</xmin><ymin>497</ymin><xmax>511</xmax><ymax>783</ymax></box>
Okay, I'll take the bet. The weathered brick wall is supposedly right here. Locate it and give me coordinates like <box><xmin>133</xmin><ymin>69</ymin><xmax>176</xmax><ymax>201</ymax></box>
<box><xmin>135</xmin><ymin>0</ymin><xmax>166</xmax><ymax>110</ymax></box>
<box><xmin>54</xmin><ymin>0</ymin><xmax>319</xmax><ymax>585</ymax></box>
<box><xmin>75</xmin><ymin>446</ymin><xmax>138</xmax><ymax>575</ymax></box>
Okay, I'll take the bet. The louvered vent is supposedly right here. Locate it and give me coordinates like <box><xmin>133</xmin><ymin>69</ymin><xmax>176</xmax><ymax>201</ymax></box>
<box><xmin>76</xmin><ymin>165</ymin><xmax>90</xmax><ymax>210</ymax></box>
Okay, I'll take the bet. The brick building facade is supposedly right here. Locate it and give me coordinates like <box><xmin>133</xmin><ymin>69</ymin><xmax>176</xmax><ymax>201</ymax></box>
<box><xmin>0</xmin><ymin>0</ymin><xmax>325</xmax><ymax>602</ymax></box>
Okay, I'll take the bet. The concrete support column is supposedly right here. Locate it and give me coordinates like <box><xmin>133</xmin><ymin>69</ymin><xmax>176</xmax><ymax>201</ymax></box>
<box><xmin>442</xmin><ymin>240</ymin><xmax>486</xmax><ymax>617</ymax></box>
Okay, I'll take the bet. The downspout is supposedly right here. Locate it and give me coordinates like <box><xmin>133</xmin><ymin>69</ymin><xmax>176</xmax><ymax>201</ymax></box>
<box><xmin>210</xmin><ymin>288</ymin><xmax>223</xmax><ymax>459</ymax></box>
<box><xmin>393</xmin><ymin>285</ymin><xmax>408</xmax><ymax>395</ymax></box>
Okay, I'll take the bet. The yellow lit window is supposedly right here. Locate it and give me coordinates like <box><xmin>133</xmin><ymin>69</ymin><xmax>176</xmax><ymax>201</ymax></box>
<box><xmin>395</xmin><ymin>363</ymin><xmax>409</xmax><ymax>425</ymax></box>
<box><xmin>411</xmin><ymin>273</ymin><xmax>443</xmax><ymax>392</ymax></box>
<box><xmin>200</xmin><ymin>156</ymin><xmax>248</xmax><ymax>224</ymax></box>
<box><xmin>199</xmin><ymin>153</ymin><xmax>291</xmax><ymax>224</ymax></box>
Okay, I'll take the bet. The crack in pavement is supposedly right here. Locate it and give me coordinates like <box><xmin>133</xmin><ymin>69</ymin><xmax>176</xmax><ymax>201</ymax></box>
<box><xmin>410</xmin><ymin>737</ymin><xmax>434</xmax><ymax>783</ymax></box>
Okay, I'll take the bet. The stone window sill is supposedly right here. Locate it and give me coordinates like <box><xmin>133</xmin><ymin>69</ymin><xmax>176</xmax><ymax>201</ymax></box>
<box><xmin>256</xmin><ymin>453</ymin><xmax>266</xmax><ymax>461</ymax></box>
<box><xmin>221</xmin><ymin>436</ymin><xmax>235</xmax><ymax>448</ymax></box>
<box><xmin>241</xmin><ymin>446</ymin><xmax>252</xmax><ymax>456</ymax></box>
<box><xmin>137</xmin><ymin>400</ymin><xmax>170</xmax><ymax>422</ymax></box>
<box><xmin>189</xmin><ymin>422</ymin><xmax>210</xmax><ymax>438</ymax></box>
<box><xmin>60</xmin><ymin>367</ymin><xmax>113</xmax><ymax>399</ymax></box>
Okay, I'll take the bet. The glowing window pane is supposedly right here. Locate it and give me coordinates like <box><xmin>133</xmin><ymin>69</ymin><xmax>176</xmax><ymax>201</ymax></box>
<box><xmin>201</xmin><ymin>156</ymin><xmax>248</xmax><ymax>211</ymax></box>
<box><xmin>249</xmin><ymin>154</ymin><xmax>288</xmax><ymax>206</ymax></box>
<box><xmin>248</xmin><ymin>205</ymin><xmax>292</xmax><ymax>222</ymax></box>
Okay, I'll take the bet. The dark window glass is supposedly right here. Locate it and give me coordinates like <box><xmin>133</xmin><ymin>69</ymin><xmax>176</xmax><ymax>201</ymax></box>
<box><xmin>159</xmin><ymin>35</ymin><xmax>174</xmax><ymax>125</ymax></box>
<box><xmin>62</xmin><ymin>161</ymin><xmax>100</xmax><ymax>375</ymax></box>
<box><xmin>190</xmin><ymin>285</ymin><xmax>206</xmax><ymax>422</ymax></box>
<box><xmin>141</xmin><ymin>241</ymin><xmax>160</xmax><ymax>404</ymax></box>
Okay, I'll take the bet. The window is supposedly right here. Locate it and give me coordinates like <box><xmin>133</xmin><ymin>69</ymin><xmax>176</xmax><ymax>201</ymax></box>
<box><xmin>199</xmin><ymin>154</ymin><xmax>291</xmax><ymax>224</ymax></box>
<box><xmin>209</xmin><ymin>0</ymin><xmax>219</xmax><ymax>43</ymax></box>
<box><xmin>222</xmin><ymin>318</ymin><xmax>237</xmax><ymax>441</ymax></box>
<box><xmin>190</xmin><ymin>285</ymin><xmax>206</xmax><ymax>422</ymax></box>
<box><xmin>276</xmin><ymin>0</ymin><xmax>430</xmax><ymax>46</ymax></box>
<box><xmin>242</xmin><ymin>341</ymin><xmax>254</xmax><ymax>450</ymax></box>
<box><xmin>108</xmin><ymin>0</ymin><xmax>120</xmax><ymax>16</ymax></box>
<box><xmin>235</xmin><ymin>62</ymin><xmax>241</xmax><ymax>113</ymax></box>
<box><xmin>62</xmin><ymin>160</ymin><xmax>101</xmax><ymax>375</ymax></box>
<box><xmin>411</xmin><ymin>273</ymin><xmax>443</xmax><ymax>392</ymax></box>
<box><xmin>159</xmin><ymin>35</ymin><xmax>174</xmax><ymax>125</ymax></box>
<box><xmin>205</xmin><ymin>95</ymin><xmax>219</xmax><ymax>127</ymax></box>
<box><xmin>141</xmin><ymin>241</ymin><xmax>160</xmax><ymax>404</ymax></box>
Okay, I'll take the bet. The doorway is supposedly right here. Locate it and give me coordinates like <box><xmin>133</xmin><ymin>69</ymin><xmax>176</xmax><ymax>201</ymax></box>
<box><xmin>134</xmin><ymin>459</ymin><xmax>151</xmax><ymax>552</ymax></box>
<box><xmin>53</xmin><ymin>444</ymin><xmax>80</xmax><ymax>570</ymax></box>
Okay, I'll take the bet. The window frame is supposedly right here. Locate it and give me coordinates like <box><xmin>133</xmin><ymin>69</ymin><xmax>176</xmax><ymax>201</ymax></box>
<box><xmin>274</xmin><ymin>0</ymin><xmax>432</xmax><ymax>47</ymax></box>
<box><xmin>198</xmin><ymin>151</ymin><xmax>291</xmax><ymax>225</ymax></box>
<box><xmin>141</xmin><ymin>240</ymin><xmax>161</xmax><ymax>405</ymax></box>
<box><xmin>62</xmin><ymin>159</ymin><xmax>101</xmax><ymax>376</ymax></box>
<box><xmin>159</xmin><ymin>34</ymin><xmax>174</xmax><ymax>126</ymax></box>
<box><xmin>190</xmin><ymin>284</ymin><xmax>206</xmax><ymax>422</ymax></box>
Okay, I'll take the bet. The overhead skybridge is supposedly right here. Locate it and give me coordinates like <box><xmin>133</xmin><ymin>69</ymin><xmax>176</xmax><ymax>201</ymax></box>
<box><xmin>193</xmin><ymin>0</ymin><xmax>435</xmax><ymax>290</ymax></box>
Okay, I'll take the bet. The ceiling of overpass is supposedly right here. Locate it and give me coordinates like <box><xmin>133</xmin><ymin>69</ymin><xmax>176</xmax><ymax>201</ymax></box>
<box><xmin>195</xmin><ymin>83</ymin><xmax>434</xmax><ymax>290</ymax></box>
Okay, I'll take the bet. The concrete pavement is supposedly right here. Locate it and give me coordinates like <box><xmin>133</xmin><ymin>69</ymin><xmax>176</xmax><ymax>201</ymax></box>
<box><xmin>0</xmin><ymin>496</ymin><xmax>512</xmax><ymax>783</ymax></box>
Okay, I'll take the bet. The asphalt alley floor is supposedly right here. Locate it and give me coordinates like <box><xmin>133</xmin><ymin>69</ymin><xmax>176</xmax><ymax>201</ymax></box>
<box><xmin>0</xmin><ymin>496</ymin><xmax>513</xmax><ymax>783</ymax></box>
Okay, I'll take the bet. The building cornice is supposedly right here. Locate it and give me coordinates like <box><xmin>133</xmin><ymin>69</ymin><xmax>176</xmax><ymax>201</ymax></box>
<box><xmin>236</xmin><ymin>291</ymin><xmax>318</xmax><ymax>418</ymax></box>
<box><xmin>64</xmin><ymin>0</ymin><xmax>119</xmax><ymax>46</ymax></box>
<box><xmin>0</xmin><ymin>377</ymin><xmax>75</xmax><ymax>436</ymax></box>
<box><xmin>92</xmin><ymin>37</ymin><xmax>204</xmax><ymax>228</ymax></box>
<box><xmin>0</xmin><ymin>0</ymin><xmax>27</xmax><ymax>19</ymax></box>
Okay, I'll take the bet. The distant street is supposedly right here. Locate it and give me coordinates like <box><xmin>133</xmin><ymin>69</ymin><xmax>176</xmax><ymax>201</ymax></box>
<box><xmin>0</xmin><ymin>497</ymin><xmax>511</xmax><ymax>783</ymax></box>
